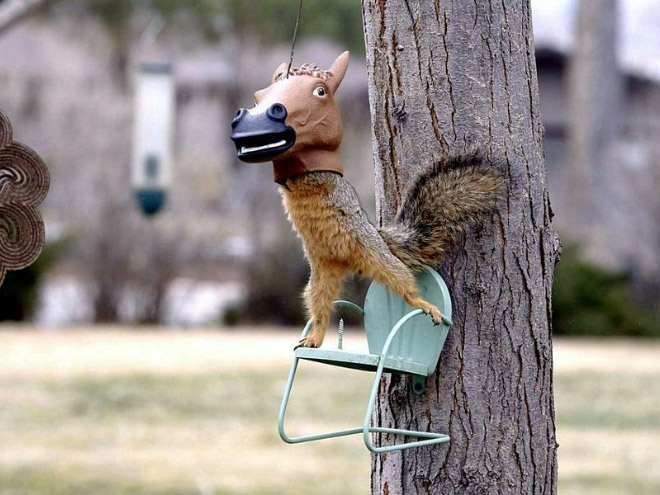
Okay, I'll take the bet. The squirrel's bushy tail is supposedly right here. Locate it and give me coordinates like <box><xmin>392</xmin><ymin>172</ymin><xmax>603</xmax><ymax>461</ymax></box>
<box><xmin>379</xmin><ymin>151</ymin><xmax>505</xmax><ymax>271</ymax></box>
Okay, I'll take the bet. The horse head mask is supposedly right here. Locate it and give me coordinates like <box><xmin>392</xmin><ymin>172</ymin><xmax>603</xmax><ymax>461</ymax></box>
<box><xmin>231</xmin><ymin>51</ymin><xmax>349</xmax><ymax>183</ymax></box>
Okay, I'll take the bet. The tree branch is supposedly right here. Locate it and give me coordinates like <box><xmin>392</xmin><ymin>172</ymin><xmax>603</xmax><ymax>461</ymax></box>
<box><xmin>0</xmin><ymin>0</ymin><xmax>56</xmax><ymax>37</ymax></box>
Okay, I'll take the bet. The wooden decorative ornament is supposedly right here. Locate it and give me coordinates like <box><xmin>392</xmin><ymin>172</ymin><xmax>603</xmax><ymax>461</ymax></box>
<box><xmin>0</xmin><ymin>109</ymin><xmax>49</xmax><ymax>285</ymax></box>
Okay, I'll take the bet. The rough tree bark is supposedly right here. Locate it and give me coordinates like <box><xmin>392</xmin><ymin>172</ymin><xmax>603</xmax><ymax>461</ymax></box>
<box><xmin>361</xmin><ymin>1</ymin><xmax>560</xmax><ymax>493</ymax></box>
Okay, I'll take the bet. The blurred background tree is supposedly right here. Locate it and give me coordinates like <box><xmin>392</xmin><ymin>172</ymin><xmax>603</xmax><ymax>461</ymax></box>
<box><xmin>44</xmin><ymin>0</ymin><xmax>364</xmax><ymax>90</ymax></box>
<box><xmin>225</xmin><ymin>0</ymin><xmax>364</xmax><ymax>54</ymax></box>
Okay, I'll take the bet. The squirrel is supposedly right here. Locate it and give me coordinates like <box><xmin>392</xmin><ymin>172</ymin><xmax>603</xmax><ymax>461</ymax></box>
<box><xmin>230</xmin><ymin>52</ymin><xmax>504</xmax><ymax>348</ymax></box>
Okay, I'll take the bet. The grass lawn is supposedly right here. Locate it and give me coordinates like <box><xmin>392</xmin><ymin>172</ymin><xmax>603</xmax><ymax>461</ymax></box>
<box><xmin>1</xmin><ymin>327</ymin><xmax>659</xmax><ymax>494</ymax></box>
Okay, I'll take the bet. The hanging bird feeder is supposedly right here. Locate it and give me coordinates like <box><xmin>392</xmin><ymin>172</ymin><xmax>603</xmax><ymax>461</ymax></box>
<box><xmin>278</xmin><ymin>267</ymin><xmax>453</xmax><ymax>453</ymax></box>
<box><xmin>132</xmin><ymin>62</ymin><xmax>174</xmax><ymax>216</ymax></box>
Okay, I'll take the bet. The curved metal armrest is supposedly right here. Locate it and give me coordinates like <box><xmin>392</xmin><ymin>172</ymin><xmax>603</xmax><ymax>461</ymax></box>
<box><xmin>333</xmin><ymin>299</ymin><xmax>365</xmax><ymax>316</ymax></box>
<box><xmin>298</xmin><ymin>299</ymin><xmax>365</xmax><ymax>339</ymax></box>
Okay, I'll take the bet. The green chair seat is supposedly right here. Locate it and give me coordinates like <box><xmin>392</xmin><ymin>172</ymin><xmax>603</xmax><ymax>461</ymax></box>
<box><xmin>294</xmin><ymin>348</ymin><xmax>429</xmax><ymax>375</ymax></box>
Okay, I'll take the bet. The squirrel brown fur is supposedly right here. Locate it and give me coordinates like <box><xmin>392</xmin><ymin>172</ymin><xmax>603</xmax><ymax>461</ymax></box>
<box><xmin>230</xmin><ymin>52</ymin><xmax>504</xmax><ymax>348</ymax></box>
<box><xmin>280</xmin><ymin>154</ymin><xmax>504</xmax><ymax>348</ymax></box>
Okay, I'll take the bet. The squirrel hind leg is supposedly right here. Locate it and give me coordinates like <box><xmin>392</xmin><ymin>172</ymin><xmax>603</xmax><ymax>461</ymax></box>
<box><xmin>403</xmin><ymin>296</ymin><xmax>444</xmax><ymax>325</ymax></box>
<box><xmin>392</xmin><ymin>275</ymin><xmax>445</xmax><ymax>325</ymax></box>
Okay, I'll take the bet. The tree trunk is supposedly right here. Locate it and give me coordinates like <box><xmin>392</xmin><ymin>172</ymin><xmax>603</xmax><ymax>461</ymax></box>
<box><xmin>362</xmin><ymin>1</ymin><xmax>559</xmax><ymax>493</ymax></box>
<box><xmin>566</xmin><ymin>0</ymin><xmax>621</xmax><ymax>240</ymax></box>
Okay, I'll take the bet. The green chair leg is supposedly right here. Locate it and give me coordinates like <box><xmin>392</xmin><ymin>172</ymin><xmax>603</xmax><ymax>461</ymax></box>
<box><xmin>362</xmin><ymin>309</ymin><xmax>450</xmax><ymax>453</ymax></box>
<box><xmin>278</xmin><ymin>309</ymin><xmax>451</xmax><ymax>452</ymax></box>
<box><xmin>278</xmin><ymin>353</ymin><xmax>364</xmax><ymax>444</ymax></box>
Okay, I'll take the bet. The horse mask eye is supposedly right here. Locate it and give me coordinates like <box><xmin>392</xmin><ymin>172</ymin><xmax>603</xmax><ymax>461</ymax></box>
<box><xmin>313</xmin><ymin>86</ymin><xmax>327</xmax><ymax>97</ymax></box>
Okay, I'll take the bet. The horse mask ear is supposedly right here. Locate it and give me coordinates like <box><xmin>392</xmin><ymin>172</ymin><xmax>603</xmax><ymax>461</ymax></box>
<box><xmin>272</xmin><ymin>62</ymin><xmax>289</xmax><ymax>83</ymax></box>
<box><xmin>327</xmin><ymin>51</ymin><xmax>349</xmax><ymax>94</ymax></box>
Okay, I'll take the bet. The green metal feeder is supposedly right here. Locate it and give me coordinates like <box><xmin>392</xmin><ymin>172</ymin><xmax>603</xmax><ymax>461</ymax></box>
<box><xmin>278</xmin><ymin>267</ymin><xmax>453</xmax><ymax>453</ymax></box>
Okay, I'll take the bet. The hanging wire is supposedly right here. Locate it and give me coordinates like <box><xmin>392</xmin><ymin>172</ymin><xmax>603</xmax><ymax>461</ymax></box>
<box><xmin>286</xmin><ymin>0</ymin><xmax>305</xmax><ymax>78</ymax></box>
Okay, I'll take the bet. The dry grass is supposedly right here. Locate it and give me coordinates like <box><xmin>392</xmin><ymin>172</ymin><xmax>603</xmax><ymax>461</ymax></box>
<box><xmin>0</xmin><ymin>326</ymin><xmax>372</xmax><ymax>495</ymax></box>
<box><xmin>0</xmin><ymin>326</ymin><xmax>659</xmax><ymax>494</ymax></box>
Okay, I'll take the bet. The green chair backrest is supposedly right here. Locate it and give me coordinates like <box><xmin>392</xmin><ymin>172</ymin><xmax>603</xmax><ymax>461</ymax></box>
<box><xmin>363</xmin><ymin>267</ymin><xmax>452</xmax><ymax>376</ymax></box>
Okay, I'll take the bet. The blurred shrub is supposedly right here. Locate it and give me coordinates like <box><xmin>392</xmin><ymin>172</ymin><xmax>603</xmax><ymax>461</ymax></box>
<box><xmin>223</xmin><ymin>235</ymin><xmax>371</xmax><ymax>328</ymax></box>
<box><xmin>553</xmin><ymin>245</ymin><xmax>660</xmax><ymax>337</ymax></box>
<box><xmin>0</xmin><ymin>241</ymin><xmax>67</xmax><ymax>321</ymax></box>
<box><xmin>336</xmin><ymin>273</ymin><xmax>370</xmax><ymax>326</ymax></box>
<box><xmin>224</xmin><ymin>234</ymin><xmax>309</xmax><ymax>326</ymax></box>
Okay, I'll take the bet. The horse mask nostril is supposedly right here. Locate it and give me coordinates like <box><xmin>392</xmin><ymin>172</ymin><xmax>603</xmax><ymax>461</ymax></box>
<box><xmin>268</xmin><ymin>103</ymin><xmax>287</xmax><ymax>122</ymax></box>
<box><xmin>232</xmin><ymin>108</ymin><xmax>247</xmax><ymax>127</ymax></box>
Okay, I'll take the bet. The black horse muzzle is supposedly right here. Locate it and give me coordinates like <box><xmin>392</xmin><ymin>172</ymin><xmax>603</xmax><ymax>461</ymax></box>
<box><xmin>230</xmin><ymin>103</ymin><xmax>296</xmax><ymax>163</ymax></box>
